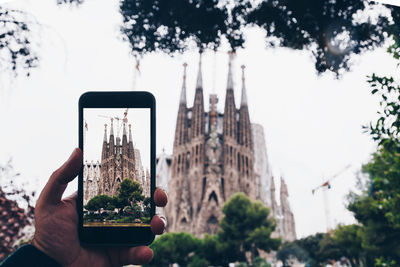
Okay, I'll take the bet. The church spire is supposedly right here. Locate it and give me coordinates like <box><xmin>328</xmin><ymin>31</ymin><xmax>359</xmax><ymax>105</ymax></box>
<box><xmin>122</xmin><ymin>120</ymin><xmax>128</xmax><ymax>156</ymax></box>
<box><xmin>223</xmin><ymin>52</ymin><xmax>237</xmax><ymax>139</ymax></box>
<box><xmin>129</xmin><ymin>124</ymin><xmax>133</xmax><ymax>143</ymax></box>
<box><xmin>128</xmin><ymin>124</ymin><xmax>134</xmax><ymax>159</ymax></box>
<box><xmin>123</xmin><ymin>120</ymin><xmax>127</xmax><ymax>137</ymax></box>
<box><xmin>191</xmin><ymin>53</ymin><xmax>205</xmax><ymax>138</ymax></box>
<box><xmin>103</xmin><ymin>124</ymin><xmax>107</xmax><ymax>142</ymax></box>
<box><xmin>227</xmin><ymin>52</ymin><xmax>234</xmax><ymax>91</ymax></box>
<box><xmin>196</xmin><ymin>53</ymin><xmax>203</xmax><ymax>89</ymax></box>
<box><xmin>180</xmin><ymin>63</ymin><xmax>188</xmax><ymax>105</ymax></box>
<box><xmin>240</xmin><ymin>65</ymin><xmax>248</xmax><ymax>107</ymax></box>
<box><xmin>110</xmin><ymin>118</ymin><xmax>114</xmax><ymax>137</ymax></box>
<box><xmin>109</xmin><ymin>118</ymin><xmax>115</xmax><ymax>156</ymax></box>
<box><xmin>101</xmin><ymin>124</ymin><xmax>108</xmax><ymax>161</ymax></box>
<box><xmin>174</xmin><ymin>63</ymin><xmax>190</xmax><ymax>148</ymax></box>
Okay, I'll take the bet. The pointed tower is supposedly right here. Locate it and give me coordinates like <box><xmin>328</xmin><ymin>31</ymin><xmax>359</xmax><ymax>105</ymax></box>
<box><xmin>122</xmin><ymin>121</ymin><xmax>128</xmax><ymax>155</ymax></box>
<box><xmin>128</xmin><ymin>124</ymin><xmax>134</xmax><ymax>159</ymax></box>
<box><xmin>121</xmin><ymin>120</ymin><xmax>129</xmax><ymax>180</ymax></box>
<box><xmin>222</xmin><ymin>52</ymin><xmax>240</xmax><ymax>198</ymax></box>
<box><xmin>168</xmin><ymin>62</ymin><xmax>192</xmax><ymax>233</ymax></box>
<box><xmin>191</xmin><ymin>54</ymin><xmax>205</xmax><ymax>139</ymax></box>
<box><xmin>173</xmin><ymin>63</ymin><xmax>189</xmax><ymax>148</ymax></box>
<box><xmin>102</xmin><ymin>124</ymin><xmax>108</xmax><ymax>161</ymax></box>
<box><xmin>238</xmin><ymin>65</ymin><xmax>252</xmax><ymax>150</ymax></box>
<box><xmin>103</xmin><ymin>118</ymin><xmax>115</xmax><ymax>194</ymax></box>
<box><xmin>188</xmin><ymin>53</ymin><xmax>206</xmax><ymax>228</ymax></box>
<box><xmin>237</xmin><ymin>65</ymin><xmax>255</xmax><ymax>197</ymax></box>
<box><xmin>127</xmin><ymin>124</ymin><xmax>136</xmax><ymax>181</ymax></box>
<box><xmin>280</xmin><ymin>177</ymin><xmax>296</xmax><ymax>241</ymax></box>
<box><xmin>223</xmin><ymin>52</ymin><xmax>237</xmax><ymax>140</ymax></box>
<box><xmin>270</xmin><ymin>176</ymin><xmax>281</xmax><ymax>239</ymax></box>
<box><xmin>109</xmin><ymin>118</ymin><xmax>115</xmax><ymax>156</ymax></box>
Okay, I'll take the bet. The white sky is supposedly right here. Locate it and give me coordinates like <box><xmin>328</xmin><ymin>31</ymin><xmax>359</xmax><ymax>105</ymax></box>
<box><xmin>83</xmin><ymin>108</ymin><xmax>150</xmax><ymax>172</ymax></box>
<box><xmin>0</xmin><ymin>0</ymin><xmax>399</xmax><ymax>238</ymax></box>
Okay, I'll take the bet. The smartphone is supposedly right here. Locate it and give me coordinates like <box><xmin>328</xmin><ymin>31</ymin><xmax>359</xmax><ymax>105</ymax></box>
<box><xmin>78</xmin><ymin>91</ymin><xmax>155</xmax><ymax>246</ymax></box>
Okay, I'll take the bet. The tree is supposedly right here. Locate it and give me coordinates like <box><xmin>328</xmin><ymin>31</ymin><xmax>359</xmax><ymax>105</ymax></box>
<box><xmin>331</xmin><ymin>224</ymin><xmax>366</xmax><ymax>267</ymax></box>
<box><xmin>84</xmin><ymin>194</ymin><xmax>114</xmax><ymax>212</ymax></box>
<box><xmin>119</xmin><ymin>0</ymin><xmax>397</xmax><ymax>75</ymax></box>
<box><xmin>346</xmin><ymin>41</ymin><xmax>400</xmax><ymax>265</ymax></box>
<box><xmin>277</xmin><ymin>242</ymin><xmax>308</xmax><ymax>267</ymax></box>
<box><xmin>145</xmin><ymin>232</ymin><xmax>203</xmax><ymax>267</ymax></box>
<box><xmin>199</xmin><ymin>233</ymin><xmax>230</xmax><ymax>266</ymax></box>
<box><xmin>3</xmin><ymin>0</ymin><xmax>399</xmax><ymax>77</ymax></box>
<box><xmin>218</xmin><ymin>193</ymin><xmax>281</xmax><ymax>265</ymax></box>
<box><xmin>114</xmin><ymin>178</ymin><xmax>144</xmax><ymax>211</ymax></box>
<box><xmin>0</xmin><ymin>7</ymin><xmax>38</xmax><ymax>76</ymax></box>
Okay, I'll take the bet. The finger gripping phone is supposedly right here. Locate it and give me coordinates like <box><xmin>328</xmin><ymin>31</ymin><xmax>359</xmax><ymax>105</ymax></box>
<box><xmin>78</xmin><ymin>91</ymin><xmax>155</xmax><ymax>246</ymax></box>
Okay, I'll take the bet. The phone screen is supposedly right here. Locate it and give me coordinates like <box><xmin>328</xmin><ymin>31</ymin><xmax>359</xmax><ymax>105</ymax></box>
<box><xmin>82</xmin><ymin>108</ymin><xmax>151</xmax><ymax>227</ymax></box>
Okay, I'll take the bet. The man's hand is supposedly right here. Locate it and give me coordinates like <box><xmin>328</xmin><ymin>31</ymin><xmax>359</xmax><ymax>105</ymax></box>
<box><xmin>32</xmin><ymin>148</ymin><xmax>167</xmax><ymax>267</ymax></box>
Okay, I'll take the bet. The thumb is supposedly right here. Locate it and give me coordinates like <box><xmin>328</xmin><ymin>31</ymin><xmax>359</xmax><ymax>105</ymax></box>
<box><xmin>37</xmin><ymin>148</ymin><xmax>82</xmax><ymax>206</ymax></box>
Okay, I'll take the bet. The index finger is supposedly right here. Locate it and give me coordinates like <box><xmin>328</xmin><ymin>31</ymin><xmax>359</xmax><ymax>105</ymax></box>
<box><xmin>37</xmin><ymin>148</ymin><xmax>82</xmax><ymax>206</ymax></box>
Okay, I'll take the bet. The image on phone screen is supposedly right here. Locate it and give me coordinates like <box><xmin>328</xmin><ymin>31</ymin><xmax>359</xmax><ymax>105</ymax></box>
<box><xmin>82</xmin><ymin>108</ymin><xmax>151</xmax><ymax>227</ymax></box>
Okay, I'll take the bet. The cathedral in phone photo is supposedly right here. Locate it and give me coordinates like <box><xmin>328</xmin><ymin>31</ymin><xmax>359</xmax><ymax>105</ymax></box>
<box><xmin>83</xmin><ymin>120</ymin><xmax>150</xmax><ymax>205</ymax></box>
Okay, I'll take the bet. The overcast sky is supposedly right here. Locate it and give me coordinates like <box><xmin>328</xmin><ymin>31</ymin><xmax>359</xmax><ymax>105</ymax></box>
<box><xmin>1</xmin><ymin>0</ymin><xmax>399</xmax><ymax>238</ymax></box>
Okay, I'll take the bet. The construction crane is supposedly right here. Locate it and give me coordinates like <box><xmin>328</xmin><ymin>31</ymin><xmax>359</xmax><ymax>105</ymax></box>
<box><xmin>98</xmin><ymin>109</ymin><xmax>129</xmax><ymax>138</ymax></box>
<box><xmin>312</xmin><ymin>164</ymin><xmax>351</xmax><ymax>231</ymax></box>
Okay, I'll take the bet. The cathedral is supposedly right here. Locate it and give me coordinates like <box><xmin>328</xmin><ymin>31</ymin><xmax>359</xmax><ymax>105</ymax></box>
<box><xmin>83</xmin><ymin>118</ymin><xmax>150</xmax><ymax>205</ymax></box>
<box><xmin>160</xmin><ymin>54</ymin><xmax>297</xmax><ymax>241</ymax></box>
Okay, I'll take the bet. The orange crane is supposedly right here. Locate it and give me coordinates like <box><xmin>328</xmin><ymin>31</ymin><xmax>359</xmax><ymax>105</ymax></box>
<box><xmin>312</xmin><ymin>164</ymin><xmax>351</xmax><ymax>231</ymax></box>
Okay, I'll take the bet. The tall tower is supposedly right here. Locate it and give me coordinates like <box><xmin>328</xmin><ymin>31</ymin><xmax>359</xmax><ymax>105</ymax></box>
<box><xmin>188</xmin><ymin>54</ymin><xmax>206</xmax><ymax>231</ymax></box>
<box><xmin>238</xmin><ymin>65</ymin><xmax>255</xmax><ymax>198</ymax></box>
<box><xmin>168</xmin><ymin>63</ymin><xmax>192</xmax><ymax>232</ymax></box>
<box><xmin>280</xmin><ymin>177</ymin><xmax>297</xmax><ymax>241</ymax></box>
<box><xmin>222</xmin><ymin>53</ymin><xmax>240</xmax><ymax>198</ymax></box>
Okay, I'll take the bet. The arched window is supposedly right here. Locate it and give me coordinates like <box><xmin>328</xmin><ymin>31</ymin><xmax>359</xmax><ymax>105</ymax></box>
<box><xmin>208</xmin><ymin>191</ymin><xmax>218</xmax><ymax>205</ymax></box>
<box><xmin>207</xmin><ymin>216</ymin><xmax>218</xmax><ymax>234</ymax></box>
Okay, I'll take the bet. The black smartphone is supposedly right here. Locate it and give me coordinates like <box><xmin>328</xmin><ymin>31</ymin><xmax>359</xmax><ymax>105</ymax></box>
<box><xmin>78</xmin><ymin>91</ymin><xmax>155</xmax><ymax>246</ymax></box>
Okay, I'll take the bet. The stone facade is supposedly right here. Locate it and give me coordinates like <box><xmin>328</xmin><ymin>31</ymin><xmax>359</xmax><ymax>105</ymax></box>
<box><xmin>83</xmin><ymin>119</ymin><xmax>149</xmax><ymax>205</ymax></box>
<box><xmin>164</xmin><ymin>55</ymin><xmax>296</xmax><ymax>240</ymax></box>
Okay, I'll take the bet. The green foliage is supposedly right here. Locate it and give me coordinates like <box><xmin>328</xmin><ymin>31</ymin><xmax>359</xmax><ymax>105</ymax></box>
<box><xmin>218</xmin><ymin>193</ymin><xmax>281</xmax><ymax>264</ymax></box>
<box><xmin>119</xmin><ymin>0</ymin><xmax>395</xmax><ymax>75</ymax></box>
<box><xmin>345</xmin><ymin>40</ymin><xmax>400</xmax><ymax>264</ymax></box>
<box><xmin>330</xmin><ymin>224</ymin><xmax>366</xmax><ymax>266</ymax></box>
<box><xmin>277</xmin><ymin>242</ymin><xmax>308</xmax><ymax>266</ymax></box>
<box><xmin>187</xmin><ymin>255</ymin><xmax>210</xmax><ymax>267</ymax></box>
<box><xmin>148</xmin><ymin>194</ymin><xmax>279</xmax><ymax>266</ymax></box>
<box><xmin>146</xmin><ymin>232</ymin><xmax>202</xmax><ymax>267</ymax></box>
<box><xmin>84</xmin><ymin>178</ymin><xmax>149</xmax><ymax>224</ymax></box>
<box><xmin>84</xmin><ymin>194</ymin><xmax>114</xmax><ymax>212</ymax></box>
<box><xmin>252</xmin><ymin>257</ymin><xmax>271</xmax><ymax>267</ymax></box>
<box><xmin>114</xmin><ymin>178</ymin><xmax>144</xmax><ymax>210</ymax></box>
<box><xmin>277</xmin><ymin>231</ymin><xmax>365</xmax><ymax>267</ymax></box>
